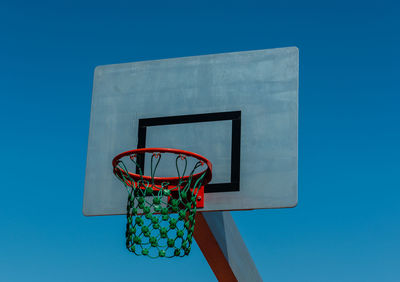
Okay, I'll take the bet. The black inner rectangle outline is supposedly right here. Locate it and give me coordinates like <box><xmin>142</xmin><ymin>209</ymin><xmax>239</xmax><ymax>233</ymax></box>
<box><xmin>137</xmin><ymin>111</ymin><xmax>241</xmax><ymax>193</ymax></box>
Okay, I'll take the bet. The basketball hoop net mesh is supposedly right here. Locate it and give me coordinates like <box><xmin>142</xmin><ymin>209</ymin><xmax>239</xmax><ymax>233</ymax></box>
<box><xmin>113</xmin><ymin>152</ymin><xmax>208</xmax><ymax>258</ymax></box>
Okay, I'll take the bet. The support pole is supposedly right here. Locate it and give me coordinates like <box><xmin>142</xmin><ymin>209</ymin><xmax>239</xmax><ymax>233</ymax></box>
<box><xmin>194</xmin><ymin>211</ymin><xmax>262</xmax><ymax>282</ymax></box>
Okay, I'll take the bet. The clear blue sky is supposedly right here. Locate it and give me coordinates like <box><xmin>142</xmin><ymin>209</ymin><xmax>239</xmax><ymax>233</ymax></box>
<box><xmin>0</xmin><ymin>0</ymin><xmax>398</xmax><ymax>281</ymax></box>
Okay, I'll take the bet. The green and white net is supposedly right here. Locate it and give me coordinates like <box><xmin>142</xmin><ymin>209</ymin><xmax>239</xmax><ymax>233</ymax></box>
<box><xmin>113</xmin><ymin>151</ymin><xmax>209</xmax><ymax>258</ymax></box>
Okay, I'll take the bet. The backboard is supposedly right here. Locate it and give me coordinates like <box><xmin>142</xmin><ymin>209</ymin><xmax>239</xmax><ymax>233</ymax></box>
<box><xmin>83</xmin><ymin>47</ymin><xmax>298</xmax><ymax>216</ymax></box>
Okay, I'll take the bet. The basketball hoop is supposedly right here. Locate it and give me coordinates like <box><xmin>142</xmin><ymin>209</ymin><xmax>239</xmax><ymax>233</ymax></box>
<box><xmin>112</xmin><ymin>148</ymin><xmax>212</xmax><ymax>258</ymax></box>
